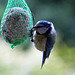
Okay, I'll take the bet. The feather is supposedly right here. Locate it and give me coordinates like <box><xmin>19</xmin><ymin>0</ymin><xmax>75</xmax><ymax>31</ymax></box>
<box><xmin>41</xmin><ymin>37</ymin><xmax>53</xmax><ymax>68</ymax></box>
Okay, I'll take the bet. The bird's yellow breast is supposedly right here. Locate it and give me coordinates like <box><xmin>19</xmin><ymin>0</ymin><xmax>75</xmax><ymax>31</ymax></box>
<box><xmin>33</xmin><ymin>33</ymin><xmax>47</xmax><ymax>51</ymax></box>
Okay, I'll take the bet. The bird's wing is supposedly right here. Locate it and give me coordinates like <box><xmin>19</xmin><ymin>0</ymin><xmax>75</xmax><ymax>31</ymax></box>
<box><xmin>41</xmin><ymin>37</ymin><xmax>53</xmax><ymax>68</ymax></box>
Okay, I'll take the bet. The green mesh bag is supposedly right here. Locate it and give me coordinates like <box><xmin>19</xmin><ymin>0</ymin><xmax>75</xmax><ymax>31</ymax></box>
<box><xmin>0</xmin><ymin>0</ymin><xmax>33</xmax><ymax>48</ymax></box>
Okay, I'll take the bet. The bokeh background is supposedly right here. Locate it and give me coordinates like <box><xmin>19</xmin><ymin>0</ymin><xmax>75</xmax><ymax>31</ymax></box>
<box><xmin>0</xmin><ymin>0</ymin><xmax>75</xmax><ymax>75</ymax></box>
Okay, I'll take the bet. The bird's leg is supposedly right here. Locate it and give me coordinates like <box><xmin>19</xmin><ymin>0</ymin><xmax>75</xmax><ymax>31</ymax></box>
<box><xmin>30</xmin><ymin>26</ymin><xmax>37</xmax><ymax>42</ymax></box>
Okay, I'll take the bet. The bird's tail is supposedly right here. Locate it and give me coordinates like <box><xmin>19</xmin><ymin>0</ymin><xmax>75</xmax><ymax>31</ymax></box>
<box><xmin>41</xmin><ymin>52</ymin><xmax>46</xmax><ymax>69</ymax></box>
<box><xmin>41</xmin><ymin>48</ymin><xmax>52</xmax><ymax>69</ymax></box>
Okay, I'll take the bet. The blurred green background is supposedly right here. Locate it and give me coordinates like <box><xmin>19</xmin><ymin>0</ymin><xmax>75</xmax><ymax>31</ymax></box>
<box><xmin>0</xmin><ymin>0</ymin><xmax>75</xmax><ymax>75</ymax></box>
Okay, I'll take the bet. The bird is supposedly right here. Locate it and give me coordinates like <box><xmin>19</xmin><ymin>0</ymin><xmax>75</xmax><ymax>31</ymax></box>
<box><xmin>30</xmin><ymin>20</ymin><xmax>57</xmax><ymax>68</ymax></box>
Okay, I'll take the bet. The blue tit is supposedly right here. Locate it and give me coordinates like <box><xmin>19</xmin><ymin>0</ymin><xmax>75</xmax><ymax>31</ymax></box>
<box><xmin>30</xmin><ymin>20</ymin><xmax>57</xmax><ymax>68</ymax></box>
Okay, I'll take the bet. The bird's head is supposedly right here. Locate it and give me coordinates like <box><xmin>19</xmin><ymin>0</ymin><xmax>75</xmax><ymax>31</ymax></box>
<box><xmin>33</xmin><ymin>20</ymin><xmax>54</xmax><ymax>35</ymax></box>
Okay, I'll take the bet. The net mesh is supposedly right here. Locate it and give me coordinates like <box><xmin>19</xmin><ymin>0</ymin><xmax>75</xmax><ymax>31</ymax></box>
<box><xmin>0</xmin><ymin>0</ymin><xmax>33</xmax><ymax>48</ymax></box>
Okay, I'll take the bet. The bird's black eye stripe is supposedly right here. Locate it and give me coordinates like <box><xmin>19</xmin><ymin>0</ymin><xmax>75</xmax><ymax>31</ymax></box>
<box><xmin>33</xmin><ymin>25</ymin><xmax>45</xmax><ymax>28</ymax></box>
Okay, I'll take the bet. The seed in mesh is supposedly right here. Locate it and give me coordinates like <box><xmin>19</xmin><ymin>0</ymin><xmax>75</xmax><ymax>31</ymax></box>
<box><xmin>1</xmin><ymin>7</ymin><xmax>31</xmax><ymax>46</ymax></box>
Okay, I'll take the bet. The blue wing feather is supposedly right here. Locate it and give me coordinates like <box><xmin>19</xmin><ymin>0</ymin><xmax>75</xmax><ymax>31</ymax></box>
<box><xmin>41</xmin><ymin>37</ymin><xmax>53</xmax><ymax>68</ymax></box>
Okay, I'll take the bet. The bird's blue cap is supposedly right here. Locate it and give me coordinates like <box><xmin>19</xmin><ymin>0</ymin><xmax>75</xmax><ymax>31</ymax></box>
<box><xmin>36</xmin><ymin>20</ymin><xmax>53</xmax><ymax>28</ymax></box>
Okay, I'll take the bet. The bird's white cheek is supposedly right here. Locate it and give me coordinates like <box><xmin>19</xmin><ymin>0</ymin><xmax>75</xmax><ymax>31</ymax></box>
<box><xmin>51</xmin><ymin>29</ymin><xmax>55</xmax><ymax>34</ymax></box>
